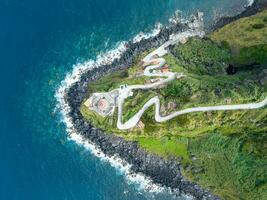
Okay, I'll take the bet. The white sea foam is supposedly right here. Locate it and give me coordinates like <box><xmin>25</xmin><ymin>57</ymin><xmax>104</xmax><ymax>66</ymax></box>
<box><xmin>55</xmin><ymin>12</ymin><xmax>204</xmax><ymax>197</ymax></box>
<box><xmin>67</xmin><ymin>130</ymin><xmax>165</xmax><ymax>193</ymax></box>
<box><xmin>132</xmin><ymin>10</ymin><xmax>192</xmax><ymax>44</ymax></box>
<box><xmin>133</xmin><ymin>23</ymin><xmax>163</xmax><ymax>43</ymax></box>
<box><xmin>247</xmin><ymin>0</ymin><xmax>255</xmax><ymax>7</ymax></box>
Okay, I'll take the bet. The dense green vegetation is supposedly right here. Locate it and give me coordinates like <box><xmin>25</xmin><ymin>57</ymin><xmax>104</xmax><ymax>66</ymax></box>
<box><xmin>81</xmin><ymin>10</ymin><xmax>267</xmax><ymax>200</ymax></box>
<box><xmin>172</xmin><ymin>37</ymin><xmax>230</xmax><ymax>75</ymax></box>
<box><xmin>188</xmin><ymin>132</ymin><xmax>267</xmax><ymax>200</ymax></box>
<box><xmin>210</xmin><ymin>9</ymin><xmax>267</xmax><ymax>67</ymax></box>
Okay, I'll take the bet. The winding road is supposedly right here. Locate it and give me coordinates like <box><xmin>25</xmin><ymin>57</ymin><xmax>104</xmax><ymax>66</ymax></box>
<box><xmin>116</xmin><ymin>29</ymin><xmax>267</xmax><ymax>130</ymax></box>
<box><xmin>86</xmin><ymin>13</ymin><xmax>267</xmax><ymax>130</ymax></box>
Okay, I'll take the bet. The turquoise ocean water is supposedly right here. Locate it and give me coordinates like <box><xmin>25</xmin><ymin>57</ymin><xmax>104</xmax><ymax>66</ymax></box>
<box><xmin>0</xmin><ymin>0</ymin><xmax>250</xmax><ymax>199</ymax></box>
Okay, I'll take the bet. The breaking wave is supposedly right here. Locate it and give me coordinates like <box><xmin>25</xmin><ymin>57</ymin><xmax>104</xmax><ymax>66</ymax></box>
<box><xmin>247</xmin><ymin>0</ymin><xmax>255</xmax><ymax>7</ymax></box>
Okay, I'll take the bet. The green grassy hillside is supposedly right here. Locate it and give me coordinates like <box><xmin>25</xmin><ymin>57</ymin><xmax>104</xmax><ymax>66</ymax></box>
<box><xmin>81</xmin><ymin>10</ymin><xmax>267</xmax><ymax>200</ymax></box>
<box><xmin>210</xmin><ymin>9</ymin><xmax>267</xmax><ymax>67</ymax></box>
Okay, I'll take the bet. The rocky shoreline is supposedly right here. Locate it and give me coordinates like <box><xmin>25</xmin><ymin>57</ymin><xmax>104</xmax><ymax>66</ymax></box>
<box><xmin>64</xmin><ymin>2</ymin><xmax>266</xmax><ymax>199</ymax></box>
<box><xmin>66</xmin><ymin>14</ymin><xmax>219</xmax><ymax>199</ymax></box>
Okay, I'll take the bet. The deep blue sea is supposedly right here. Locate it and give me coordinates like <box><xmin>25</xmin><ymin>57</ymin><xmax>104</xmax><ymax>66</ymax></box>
<box><xmin>0</xmin><ymin>0</ymin><xmax>250</xmax><ymax>199</ymax></box>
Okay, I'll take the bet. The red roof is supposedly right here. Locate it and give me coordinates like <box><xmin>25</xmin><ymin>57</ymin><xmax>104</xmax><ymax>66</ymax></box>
<box><xmin>162</xmin><ymin>64</ymin><xmax>169</xmax><ymax>69</ymax></box>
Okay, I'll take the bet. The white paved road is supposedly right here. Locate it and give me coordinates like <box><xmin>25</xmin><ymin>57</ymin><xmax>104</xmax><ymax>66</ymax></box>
<box><xmin>114</xmin><ymin>17</ymin><xmax>267</xmax><ymax>130</ymax></box>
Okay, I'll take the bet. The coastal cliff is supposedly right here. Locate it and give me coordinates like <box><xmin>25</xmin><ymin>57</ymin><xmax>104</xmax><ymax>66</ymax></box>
<box><xmin>65</xmin><ymin>2</ymin><xmax>267</xmax><ymax>199</ymax></box>
<box><xmin>66</xmin><ymin>14</ymin><xmax>219</xmax><ymax>199</ymax></box>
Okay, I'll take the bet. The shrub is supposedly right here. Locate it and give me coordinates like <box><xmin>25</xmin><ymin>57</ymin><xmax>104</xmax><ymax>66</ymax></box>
<box><xmin>221</xmin><ymin>40</ymin><xmax>230</xmax><ymax>49</ymax></box>
<box><xmin>119</xmin><ymin>70</ymin><xmax>129</xmax><ymax>78</ymax></box>
<box><xmin>252</xmin><ymin>23</ymin><xmax>265</xmax><ymax>29</ymax></box>
<box><xmin>164</xmin><ymin>81</ymin><xmax>192</xmax><ymax>100</ymax></box>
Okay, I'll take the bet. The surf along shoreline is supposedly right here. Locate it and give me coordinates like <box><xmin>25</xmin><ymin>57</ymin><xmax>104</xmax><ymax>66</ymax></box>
<box><xmin>59</xmin><ymin>1</ymin><xmax>266</xmax><ymax>199</ymax></box>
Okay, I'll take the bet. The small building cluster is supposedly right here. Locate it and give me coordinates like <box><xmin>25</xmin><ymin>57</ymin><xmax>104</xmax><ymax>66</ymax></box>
<box><xmin>85</xmin><ymin>90</ymin><xmax>119</xmax><ymax>117</ymax></box>
<box><xmin>161</xmin><ymin>64</ymin><xmax>169</xmax><ymax>73</ymax></box>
